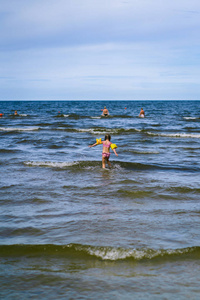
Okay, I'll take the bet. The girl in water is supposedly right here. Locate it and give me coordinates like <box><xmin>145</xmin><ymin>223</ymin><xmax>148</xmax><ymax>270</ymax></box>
<box><xmin>89</xmin><ymin>134</ymin><xmax>118</xmax><ymax>168</ymax></box>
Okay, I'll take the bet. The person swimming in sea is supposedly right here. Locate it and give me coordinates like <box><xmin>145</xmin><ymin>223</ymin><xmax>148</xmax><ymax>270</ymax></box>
<box><xmin>14</xmin><ymin>110</ymin><xmax>19</xmax><ymax>116</ymax></box>
<box><xmin>101</xmin><ymin>106</ymin><xmax>109</xmax><ymax>117</ymax></box>
<box><xmin>139</xmin><ymin>108</ymin><xmax>145</xmax><ymax>118</ymax></box>
<box><xmin>89</xmin><ymin>134</ymin><xmax>118</xmax><ymax>168</ymax></box>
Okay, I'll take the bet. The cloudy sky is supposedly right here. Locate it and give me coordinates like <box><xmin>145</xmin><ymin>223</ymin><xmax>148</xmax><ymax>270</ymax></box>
<box><xmin>1</xmin><ymin>0</ymin><xmax>200</xmax><ymax>100</ymax></box>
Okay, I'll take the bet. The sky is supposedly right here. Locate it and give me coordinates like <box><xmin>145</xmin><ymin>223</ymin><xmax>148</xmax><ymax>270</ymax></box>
<box><xmin>0</xmin><ymin>0</ymin><xmax>200</xmax><ymax>100</ymax></box>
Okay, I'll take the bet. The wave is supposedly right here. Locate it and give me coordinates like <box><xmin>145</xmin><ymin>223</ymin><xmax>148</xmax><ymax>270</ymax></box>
<box><xmin>54</xmin><ymin>114</ymin><xmax>69</xmax><ymax>118</ymax></box>
<box><xmin>6</xmin><ymin>113</ymin><xmax>29</xmax><ymax>117</ymax></box>
<box><xmin>126</xmin><ymin>150</ymin><xmax>160</xmax><ymax>155</ymax></box>
<box><xmin>35</xmin><ymin>122</ymin><xmax>56</xmax><ymax>126</ymax></box>
<box><xmin>183</xmin><ymin>117</ymin><xmax>199</xmax><ymax>120</ymax></box>
<box><xmin>0</xmin><ymin>125</ymin><xmax>141</xmax><ymax>135</ymax></box>
<box><xmin>0</xmin><ymin>244</ymin><xmax>200</xmax><ymax>261</ymax></box>
<box><xmin>64</xmin><ymin>113</ymin><xmax>88</xmax><ymax>120</ymax></box>
<box><xmin>101</xmin><ymin>114</ymin><xmax>133</xmax><ymax>119</ymax></box>
<box><xmin>23</xmin><ymin>160</ymin><xmax>200</xmax><ymax>172</ymax></box>
<box><xmin>0</xmin><ymin>148</ymin><xmax>19</xmax><ymax>153</ymax></box>
<box><xmin>166</xmin><ymin>186</ymin><xmax>200</xmax><ymax>194</ymax></box>
<box><xmin>0</xmin><ymin>126</ymin><xmax>39</xmax><ymax>132</ymax></box>
<box><xmin>46</xmin><ymin>127</ymin><xmax>117</xmax><ymax>134</ymax></box>
<box><xmin>0</xmin><ymin>184</ymin><xmax>16</xmax><ymax>189</ymax></box>
<box><xmin>56</xmin><ymin>114</ymin><xmax>133</xmax><ymax>120</ymax></box>
<box><xmin>24</xmin><ymin>161</ymin><xmax>79</xmax><ymax>168</ymax></box>
<box><xmin>76</xmin><ymin>128</ymin><xmax>119</xmax><ymax>135</ymax></box>
<box><xmin>116</xmin><ymin>189</ymin><xmax>154</xmax><ymax>198</ymax></box>
<box><xmin>1</xmin><ymin>227</ymin><xmax>43</xmax><ymax>237</ymax></box>
<box><xmin>69</xmin><ymin>127</ymin><xmax>170</xmax><ymax>136</ymax></box>
<box><xmin>48</xmin><ymin>127</ymin><xmax>126</xmax><ymax>134</ymax></box>
<box><xmin>2</xmin><ymin>125</ymin><xmax>199</xmax><ymax>139</ymax></box>
<box><xmin>146</xmin><ymin>131</ymin><xmax>200</xmax><ymax>139</ymax></box>
<box><xmin>70</xmin><ymin>127</ymin><xmax>143</xmax><ymax>135</ymax></box>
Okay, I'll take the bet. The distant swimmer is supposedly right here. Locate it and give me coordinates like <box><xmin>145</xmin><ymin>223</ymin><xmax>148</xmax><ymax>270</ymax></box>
<box><xmin>101</xmin><ymin>106</ymin><xmax>109</xmax><ymax>117</ymax></box>
<box><xmin>89</xmin><ymin>134</ymin><xmax>118</xmax><ymax>168</ymax></box>
<box><xmin>14</xmin><ymin>110</ymin><xmax>19</xmax><ymax>116</ymax></box>
<box><xmin>139</xmin><ymin>108</ymin><xmax>145</xmax><ymax>118</ymax></box>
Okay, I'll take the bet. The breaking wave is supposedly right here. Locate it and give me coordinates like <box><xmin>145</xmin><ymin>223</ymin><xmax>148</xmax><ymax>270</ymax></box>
<box><xmin>23</xmin><ymin>160</ymin><xmax>200</xmax><ymax>172</ymax></box>
<box><xmin>183</xmin><ymin>117</ymin><xmax>199</xmax><ymax>120</ymax></box>
<box><xmin>24</xmin><ymin>161</ymin><xmax>79</xmax><ymax>168</ymax></box>
<box><xmin>0</xmin><ymin>126</ymin><xmax>39</xmax><ymax>132</ymax></box>
<box><xmin>77</xmin><ymin>128</ymin><xmax>119</xmax><ymax>134</ymax></box>
<box><xmin>0</xmin><ymin>244</ymin><xmax>200</xmax><ymax>262</ymax></box>
<box><xmin>74</xmin><ymin>127</ymin><xmax>143</xmax><ymax>135</ymax></box>
<box><xmin>146</xmin><ymin>131</ymin><xmax>200</xmax><ymax>138</ymax></box>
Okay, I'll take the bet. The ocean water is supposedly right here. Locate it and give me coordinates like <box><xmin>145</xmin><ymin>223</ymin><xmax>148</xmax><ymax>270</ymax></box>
<box><xmin>0</xmin><ymin>100</ymin><xmax>200</xmax><ymax>299</ymax></box>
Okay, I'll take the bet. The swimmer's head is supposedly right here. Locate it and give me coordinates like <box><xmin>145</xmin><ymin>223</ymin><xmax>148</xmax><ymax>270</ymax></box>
<box><xmin>105</xmin><ymin>134</ymin><xmax>111</xmax><ymax>141</ymax></box>
<box><xmin>104</xmin><ymin>106</ymin><xmax>106</xmax><ymax>109</ymax></box>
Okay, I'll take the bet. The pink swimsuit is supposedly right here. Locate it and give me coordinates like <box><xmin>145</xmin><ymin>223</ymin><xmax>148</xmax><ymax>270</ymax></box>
<box><xmin>102</xmin><ymin>141</ymin><xmax>111</xmax><ymax>158</ymax></box>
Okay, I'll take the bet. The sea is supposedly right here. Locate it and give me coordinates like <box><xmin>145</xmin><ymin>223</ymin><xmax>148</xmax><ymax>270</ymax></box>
<box><xmin>0</xmin><ymin>100</ymin><xmax>200</xmax><ymax>299</ymax></box>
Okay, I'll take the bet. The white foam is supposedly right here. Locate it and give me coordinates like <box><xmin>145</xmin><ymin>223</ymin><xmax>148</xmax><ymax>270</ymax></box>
<box><xmin>77</xmin><ymin>128</ymin><xmax>117</xmax><ymax>134</ymax></box>
<box><xmin>91</xmin><ymin>117</ymin><xmax>101</xmax><ymax>119</ymax></box>
<box><xmin>86</xmin><ymin>247</ymin><xmax>160</xmax><ymax>260</ymax></box>
<box><xmin>0</xmin><ymin>126</ymin><xmax>39</xmax><ymax>132</ymax></box>
<box><xmin>19</xmin><ymin>114</ymin><xmax>28</xmax><ymax>117</ymax></box>
<box><xmin>147</xmin><ymin>132</ymin><xmax>200</xmax><ymax>139</ymax></box>
<box><xmin>63</xmin><ymin>114</ymin><xmax>69</xmax><ymax>117</ymax></box>
<box><xmin>183</xmin><ymin>117</ymin><xmax>198</xmax><ymax>120</ymax></box>
<box><xmin>134</xmin><ymin>128</ymin><xmax>142</xmax><ymax>132</ymax></box>
<box><xmin>24</xmin><ymin>161</ymin><xmax>78</xmax><ymax>168</ymax></box>
<box><xmin>86</xmin><ymin>246</ymin><xmax>191</xmax><ymax>261</ymax></box>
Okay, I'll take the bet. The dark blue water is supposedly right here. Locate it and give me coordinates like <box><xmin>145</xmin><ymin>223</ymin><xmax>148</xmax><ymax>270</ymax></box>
<box><xmin>0</xmin><ymin>100</ymin><xmax>200</xmax><ymax>299</ymax></box>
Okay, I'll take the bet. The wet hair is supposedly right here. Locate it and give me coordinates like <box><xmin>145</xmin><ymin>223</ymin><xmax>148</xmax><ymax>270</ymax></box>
<box><xmin>105</xmin><ymin>134</ymin><xmax>111</xmax><ymax>141</ymax></box>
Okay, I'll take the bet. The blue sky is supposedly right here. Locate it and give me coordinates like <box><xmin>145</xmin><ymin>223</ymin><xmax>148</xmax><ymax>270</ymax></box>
<box><xmin>1</xmin><ymin>0</ymin><xmax>200</xmax><ymax>100</ymax></box>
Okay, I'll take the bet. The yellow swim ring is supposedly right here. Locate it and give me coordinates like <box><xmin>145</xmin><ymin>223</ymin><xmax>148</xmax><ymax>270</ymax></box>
<box><xmin>111</xmin><ymin>143</ymin><xmax>117</xmax><ymax>150</ymax></box>
<box><xmin>96</xmin><ymin>138</ymin><xmax>102</xmax><ymax>144</ymax></box>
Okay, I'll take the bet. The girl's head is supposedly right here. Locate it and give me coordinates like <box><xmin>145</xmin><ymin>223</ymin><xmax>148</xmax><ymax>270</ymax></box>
<box><xmin>105</xmin><ymin>134</ymin><xmax>111</xmax><ymax>141</ymax></box>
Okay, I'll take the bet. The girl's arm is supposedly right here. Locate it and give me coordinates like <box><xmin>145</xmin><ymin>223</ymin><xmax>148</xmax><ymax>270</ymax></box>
<box><xmin>88</xmin><ymin>143</ymin><xmax>98</xmax><ymax>148</ymax></box>
<box><xmin>113</xmin><ymin>148</ymin><xmax>118</xmax><ymax>156</ymax></box>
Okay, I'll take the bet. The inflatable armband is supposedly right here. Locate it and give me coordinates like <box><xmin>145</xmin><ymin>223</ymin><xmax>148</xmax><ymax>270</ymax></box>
<box><xmin>111</xmin><ymin>143</ymin><xmax>117</xmax><ymax>150</ymax></box>
<box><xmin>96</xmin><ymin>138</ymin><xmax>102</xmax><ymax>145</ymax></box>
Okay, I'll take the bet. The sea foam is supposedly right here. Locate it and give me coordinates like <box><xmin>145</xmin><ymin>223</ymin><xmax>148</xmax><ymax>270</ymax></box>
<box><xmin>24</xmin><ymin>161</ymin><xmax>78</xmax><ymax>168</ymax></box>
<box><xmin>0</xmin><ymin>126</ymin><xmax>39</xmax><ymax>132</ymax></box>
<box><xmin>147</xmin><ymin>132</ymin><xmax>200</xmax><ymax>138</ymax></box>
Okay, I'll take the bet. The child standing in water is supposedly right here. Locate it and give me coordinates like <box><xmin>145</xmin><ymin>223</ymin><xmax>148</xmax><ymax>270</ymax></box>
<box><xmin>89</xmin><ymin>134</ymin><xmax>118</xmax><ymax>168</ymax></box>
